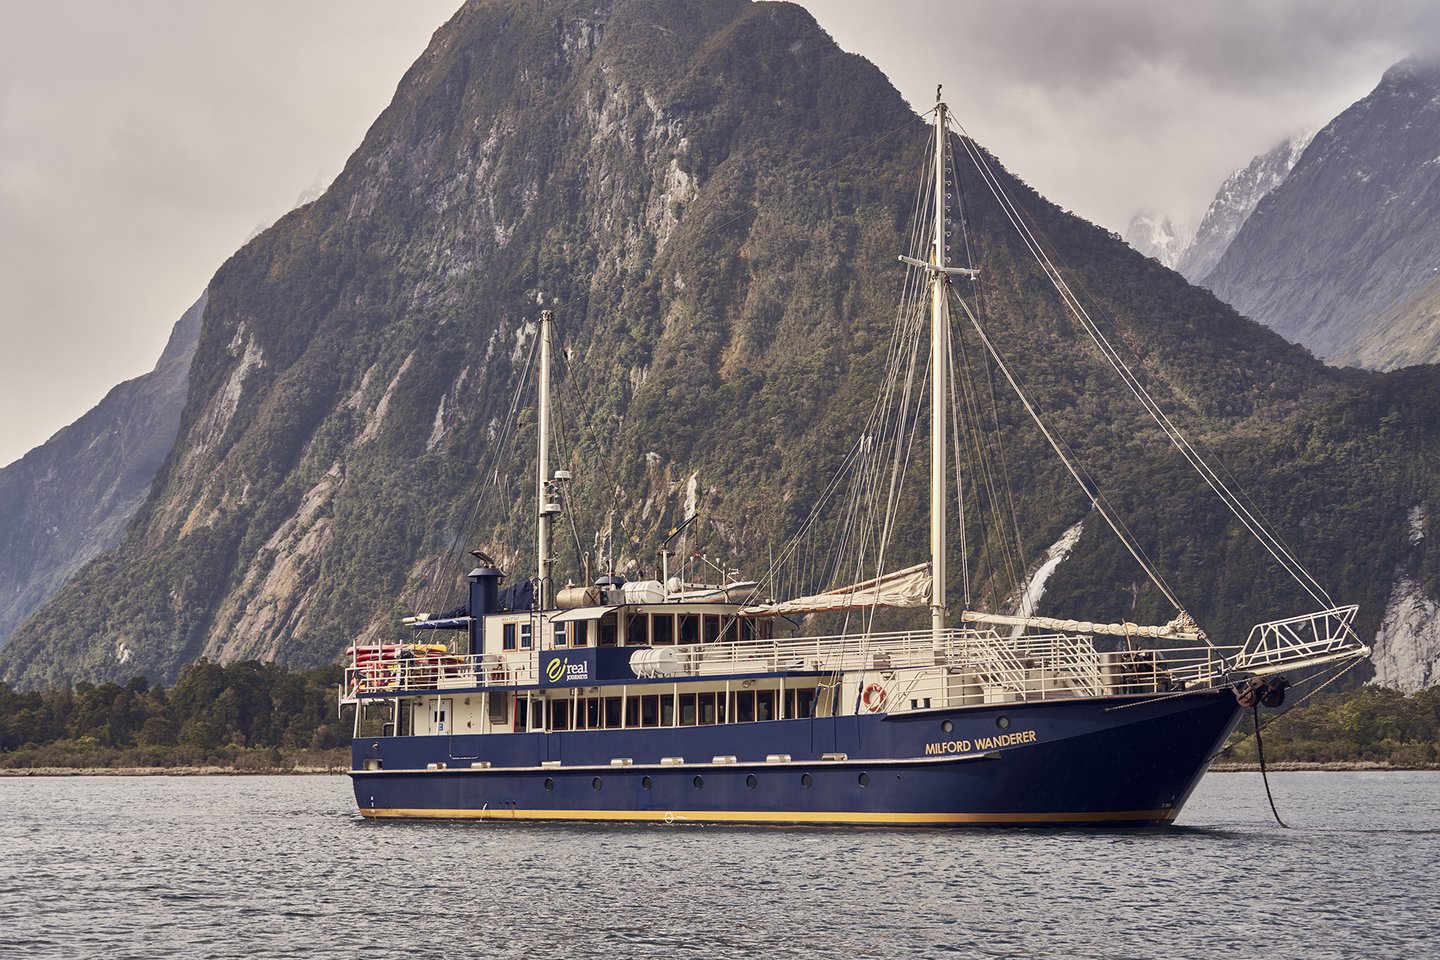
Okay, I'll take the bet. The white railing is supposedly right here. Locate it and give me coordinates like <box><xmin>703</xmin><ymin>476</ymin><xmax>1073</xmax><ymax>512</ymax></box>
<box><xmin>1236</xmin><ymin>605</ymin><xmax>1367</xmax><ymax>675</ymax></box>
<box><xmin>342</xmin><ymin>628</ymin><xmax>1235</xmax><ymax>706</ymax></box>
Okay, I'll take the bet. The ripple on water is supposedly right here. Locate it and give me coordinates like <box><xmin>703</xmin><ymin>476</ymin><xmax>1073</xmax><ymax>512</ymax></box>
<box><xmin>3</xmin><ymin>772</ymin><xmax>1439</xmax><ymax>958</ymax></box>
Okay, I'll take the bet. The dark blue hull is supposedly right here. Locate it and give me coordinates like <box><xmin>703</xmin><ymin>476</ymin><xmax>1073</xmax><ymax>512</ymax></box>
<box><xmin>349</xmin><ymin>690</ymin><xmax>1243</xmax><ymax>826</ymax></box>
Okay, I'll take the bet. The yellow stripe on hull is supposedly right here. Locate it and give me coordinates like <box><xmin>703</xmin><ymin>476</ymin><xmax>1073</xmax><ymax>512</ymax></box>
<box><xmin>359</xmin><ymin>807</ymin><xmax>1177</xmax><ymax>825</ymax></box>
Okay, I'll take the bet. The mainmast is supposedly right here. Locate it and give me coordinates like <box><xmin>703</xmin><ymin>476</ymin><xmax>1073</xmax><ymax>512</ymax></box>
<box><xmin>536</xmin><ymin>308</ymin><xmax>555</xmax><ymax>609</ymax></box>
<box><xmin>896</xmin><ymin>96</ymin><xmax>976</xmax><ymax>641</ymax></box>
<box><xmin>929</xmin><ymin>100</ymin><xmax>950</xmax><ymax>640</ymax></box>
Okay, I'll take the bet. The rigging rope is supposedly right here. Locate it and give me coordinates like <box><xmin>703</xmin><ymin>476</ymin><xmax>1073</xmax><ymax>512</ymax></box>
<box><xmin>950</xmin><ymin>119</ymin><xmax>1342</xmax><ymax>628</ymax></box>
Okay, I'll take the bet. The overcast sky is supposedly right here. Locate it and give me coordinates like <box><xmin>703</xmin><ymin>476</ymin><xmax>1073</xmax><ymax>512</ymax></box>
<box><xmin>1</xmin><ymin>0</ymin><xmax>1434</xmax><ymax>468</ymax></box>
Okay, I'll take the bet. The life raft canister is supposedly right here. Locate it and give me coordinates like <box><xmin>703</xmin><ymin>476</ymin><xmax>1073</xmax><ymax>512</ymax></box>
<box><xmin>862</xmin><ymin>683</ymin><xmax>888</xmax><ymax>712</ymax></box>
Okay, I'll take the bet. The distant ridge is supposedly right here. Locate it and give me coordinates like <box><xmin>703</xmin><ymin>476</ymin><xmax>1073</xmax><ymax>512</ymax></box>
<box><xmin>0</xmin><ymin>295</ymin><xmax>202</xmax><ymax>653</ymax></box>
<box><xmin>1203</xmin><ymin>58</ymin><xmax>1440</xmax><ymax>365</ymax></box>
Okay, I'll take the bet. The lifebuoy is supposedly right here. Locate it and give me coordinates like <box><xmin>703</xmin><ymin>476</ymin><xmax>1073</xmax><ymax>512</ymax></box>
<box><xmin>862</xmin><ymin>683</ymin><xmax>888</xmax><ymax>712</ymax></box>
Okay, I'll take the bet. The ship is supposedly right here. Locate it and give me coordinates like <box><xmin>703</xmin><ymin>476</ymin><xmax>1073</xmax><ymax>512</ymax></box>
<box><xmin>341</xmin><ymin>98</ymin><xmax>1370</xmax><ymax>826</ymax></box>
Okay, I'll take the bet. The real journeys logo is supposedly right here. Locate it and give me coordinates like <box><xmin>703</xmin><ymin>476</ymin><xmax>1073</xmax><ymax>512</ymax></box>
<box><xmin>546</xmin><ymin>655</ymin><xmax>591</xmax><ymax>683</ymax></box>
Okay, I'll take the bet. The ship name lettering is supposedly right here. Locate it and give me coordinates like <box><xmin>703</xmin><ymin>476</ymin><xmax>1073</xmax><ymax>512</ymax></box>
<box><xmin>924</xmin><ymin>730</ymin><xmax>1036</xmax><ymax>755</ymax></box>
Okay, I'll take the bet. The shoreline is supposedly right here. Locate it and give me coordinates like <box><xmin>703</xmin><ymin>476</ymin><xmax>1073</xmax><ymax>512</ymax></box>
<box><xmin>1208</xmin><ymin>760</ymin><xmax>1439</xmax><ymax>772</ymax></box>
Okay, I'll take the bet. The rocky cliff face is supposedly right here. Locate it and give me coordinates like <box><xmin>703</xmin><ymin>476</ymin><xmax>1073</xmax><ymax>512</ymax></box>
<box><xmin>6</xmin><ymin>0</ymin><xmax>1440</xmax><ymax>689</ymax></box>
<box><xmin>1180</xmin><ymin>130</ymin><xmax>1311</xmax><ymax>283</ymax></box>
<box><xmin>1203</xmin><ymin>59</ymin><xmax>1440</xmax><ymax>363</ymax></box>
<box><xmin>0</xmin><ymin>294</ymin><xmax>201</xmax><ymax>654</ymax></box>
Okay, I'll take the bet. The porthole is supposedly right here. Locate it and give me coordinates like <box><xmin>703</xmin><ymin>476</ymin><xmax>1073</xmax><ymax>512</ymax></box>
<box><xmin>996</xmin><ymin>716</ymin><xmax>1011</xmax><ymax>729</ymax></box>
<box><xmin>693</xmin><ymin>775</ymin><xmax>705</xmax><ymax>789</ymax></box>
<box><xmin>544</xmin><ymin>777</ymin><xmax>554</xmax><ymax>791</ymax></box>
<box><xmin>592</xmin><ymin>777</ymin><xmax>602</xmax><ymax>791</ymax></box>
<box><xmin>941</xmin><ymin>719</ymin><xmax>954</xmax><ymax>734</ymax></box>
<box><xmin>746</xmin><ymin>774</ymin><xmax>758</xmax><ymax>789</ymax></box>
<box><xmin>858</xmin><ymin>772</ymin><xmax>871</xmax><ymax>787</ymax></box>
<box><xmin>642</xmin><ymin>776</ymin><xmax>653</xmax><ymax>790</ymax></box>
<box><xmin>801</xmin><ymin>773</ymin><xmax>813</xmax><ymax>787</ymax></box>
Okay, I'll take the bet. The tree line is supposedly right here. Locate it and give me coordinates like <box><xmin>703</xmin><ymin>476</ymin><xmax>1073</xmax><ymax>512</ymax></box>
<box><xmin>0</xmin><ymin>659</ymin><xmax>350</xmax><ymax>770</ymax></box>
<box><xmin>1220</xmin><ymin>684</ymin><xmax>1440</xmax><ymax>768</ymax></box>
<box><xmin>2</xmin><ymin>659</ymin><xmax>1437</xmax><ymax>771</ymax></box>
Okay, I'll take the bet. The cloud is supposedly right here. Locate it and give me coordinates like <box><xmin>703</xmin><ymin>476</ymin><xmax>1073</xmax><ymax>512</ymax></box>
<box><xmin>0</xmin><ymin>0</ymin><xmax>461</xmax><ymax>467</ymax></box>
<box><xmin>802</xmin><ymin>0</ymin><xmax>1432</xmax><ymax>228</ymax></box>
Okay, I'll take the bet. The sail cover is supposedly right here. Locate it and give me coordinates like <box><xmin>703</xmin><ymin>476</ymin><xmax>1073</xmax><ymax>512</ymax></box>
<box><xmin>743</xmin><ymin>563</ymin><xmax>931</xmax><ymax>616</ymax></box>
<box><xmin>959</xmin><ymin>610</ymin><xmax>1202</xmax><ymax>641</ymax></box>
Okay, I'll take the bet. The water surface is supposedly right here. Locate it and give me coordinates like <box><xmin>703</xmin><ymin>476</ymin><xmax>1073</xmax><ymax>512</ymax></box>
<box><xmin>4</xmin><ymin>771</ymin><xmax>1435</xmax><ymax>958</ymax></box>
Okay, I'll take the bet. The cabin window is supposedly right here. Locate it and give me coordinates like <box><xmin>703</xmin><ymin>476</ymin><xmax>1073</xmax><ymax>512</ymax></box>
<box><xmin>625</xmin><ymin>696</ymin><xmax>640</xmax><ymax>728</ymax></box>
<box><xmin>733</xmin><ymin>690</ymin><xmax>755</xmax><ymax>723</ymax></box>
<box><xmin>720</xmin><ymin>618</ymin><xmax>738</xmax><ymax>644</ymax></box>
<box><xmin>698</xmin><ymin>691</ymin><xmax>718</xmax><ymax>725</ymax></box>
<box><xmin>703</xmin><ymin>615</ymin><xmax>721</xmax><ymax>644</ymax></box>
<box><xmin>651</xmin><ymin>613</ymin><xmax>674</xmax><ymax>645</ymax></box>
<box><xmin>756</xmin><ymin>690</ymin><xmax>776</xmax><ymax>722</ymax></box>
<box><xmin>514</xmin><ymin>695</ymin><xmax>527</xmax><ymax>732</ymax></box>
<box><xmin>585</xmin><ymin>698</ymin><xmax>601</xmax><ymax>730</ymax></box>
<box><xmin>660</xmin><ymin>695</ymin><xmax>676</xmax><ymax>727</ymax></box>
<box><xmin>554</xmin><ymin>622</ymin><xmax>567</xmax><ymax>647</ymax></box>
<box><xmin>740</xmin><ymin>618</ymin><xmax>757</xmax><ymax>643</ymax></box>
<box><xmin>531</xmin><ymin>700</ymin><xmax>545</xmax><ymax>730</ymax></box>
<box><xmin>679</xmin><ymin>693</ymin><xmax>697</xmax><ymax>726</ymax></box>
<box><xmin>790</xmin><ymin>688</ymin><xmax>816</xmax><ymax>720</ymax></box>
<box><xmin>519</xmin><ymin>622</ymin><xmax>532</xmax><ymax>649</ymax></box>
<box><xmin>599</xmin><ymin>616</ymin><xmax>617</xmax><ymax>647</ymax></box>
<box><xmin>503</xmin><ymin>623</ymin><xmax>517</xmax><ymax>651</ymax></box>
<box><xmin>572</xmin><ymin>620</ymin><xmax>589</xmax><ymax>647</ymax></box>
<box><xmin>640</xmin><ymin>695</ymin><xmax>659</xmax><ymax>728</ymax></box>
<box><xmin>551</xmin><ymin>699</ymin><xmax>570</xmax><ymax>731</ymax></box>
<box><xmin>604</xmin><ymin>697</ymin><xmax>622</xmax><ymax>729</ymax></box>
<box><xmin>678</xmin><ymin>615</ymin><xmax>699</xmax><ymax>645</ymax></box>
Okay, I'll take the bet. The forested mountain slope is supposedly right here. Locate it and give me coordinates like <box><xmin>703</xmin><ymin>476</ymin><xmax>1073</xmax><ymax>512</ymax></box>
<box><xmin>6</xmin><ymin>0</ymin><xmax>1438</xmax><ymax>689</ymax></box>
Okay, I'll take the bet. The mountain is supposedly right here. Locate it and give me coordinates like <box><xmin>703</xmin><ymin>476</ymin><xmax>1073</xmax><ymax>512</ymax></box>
<box><xmin>0</xmin><ymin>295</ymin><xmax>201</xmax><ymax>654</ymax></box>
<box><xmin>1178</xmin><ymin>130</ymin><xmax>1312</xmax><ymax>283</ymax></box>
<box><xmin>1123</xmin><ymin>211</ymin><xmax>1192</xmax><ymax>269</ymax></box>
<box><xmin>5</xmin><ymin>0</ymin><xmax>1440</xmax><ymax>691</ymax></box>
<box><xmin>1203</xmin><ymin>59</ymin><xmax>1440</xmax><ymax>364</ymax></box>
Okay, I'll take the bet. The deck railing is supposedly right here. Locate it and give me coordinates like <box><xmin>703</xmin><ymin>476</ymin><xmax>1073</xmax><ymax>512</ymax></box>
<box><xmin>341</xmin><ymin>628</ymin><xmax>1240</xmax><ymax>706</ymax></box>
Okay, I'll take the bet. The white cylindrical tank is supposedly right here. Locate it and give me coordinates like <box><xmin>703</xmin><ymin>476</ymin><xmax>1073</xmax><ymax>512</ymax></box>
<box><xmin>622</xmin><ymin>580</ymin><xmax>666</xmax><ymax>605</ymax></box>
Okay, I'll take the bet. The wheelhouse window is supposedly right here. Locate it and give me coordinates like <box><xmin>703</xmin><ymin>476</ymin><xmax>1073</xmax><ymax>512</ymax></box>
<box><xmin>519</xmin><ymin>622</ymin><xmax>532</xmax><ymax>649</ymax></box>
<box><xmin>572</xmin><ymin>620</ymin><xmax>589</xmax><ymax>647</ymax></box>
<box><xmin>503</xmin><ymin>623</ymin><xmax>517</xmax><ymax>651</ymax></box>
<box><xmin>554</xmin><ymin>622</ymin><xmax>568</xmax><ymax>647</ymax></box>
<box><xmin>599</xmin><ymin>615</ymin><xmax>618</xmax><ymax>647</ymax></box>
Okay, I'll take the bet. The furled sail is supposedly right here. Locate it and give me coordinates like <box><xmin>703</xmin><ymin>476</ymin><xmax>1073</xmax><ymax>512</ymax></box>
<box><xmin>959</xmin><ymin>610</ymin><xmax>1202</xmax><ymax>641</ymax></box>
<box><xmin>743</xmin><ymin>563</ymin><xmax>931</xmax><ymax>616</ymax></box>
